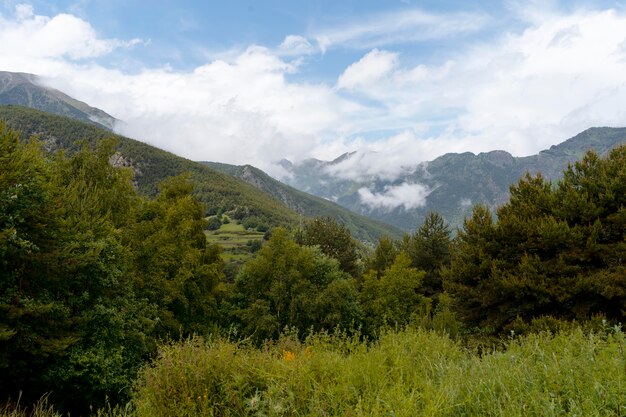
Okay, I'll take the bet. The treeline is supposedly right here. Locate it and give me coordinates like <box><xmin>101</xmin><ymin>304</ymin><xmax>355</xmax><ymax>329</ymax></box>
<box><xmin>1</xmin><ymin>122</ymin><xmax>625</xmax><ymax>415</ymax></box>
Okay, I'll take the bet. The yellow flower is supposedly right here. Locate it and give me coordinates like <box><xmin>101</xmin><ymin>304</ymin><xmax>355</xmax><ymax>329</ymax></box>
<box><xmin>283</xmin><ymin>350</ymin><xmax>295</xmax><ymax>362</ymax></box>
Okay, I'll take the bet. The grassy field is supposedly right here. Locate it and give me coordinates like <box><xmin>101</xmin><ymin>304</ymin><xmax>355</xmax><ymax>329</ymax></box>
<box><xmin>129</xmin><ymin>325</ymin><xmax>626</xmax><ymax>417</ymax></box>
<box><xmin>3</xmin><ymin>325</ymin><xmax>625</xmax><ymax>416</ymax></box>
<box><xmin>205</xmin><ymin>217</ymin><xmax>265</xmax><ymax>270</ymax></box>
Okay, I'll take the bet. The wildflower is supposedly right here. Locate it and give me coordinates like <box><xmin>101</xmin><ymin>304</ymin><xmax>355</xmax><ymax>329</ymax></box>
<box><xmin>283</xmin><ymin>350</ymin><xmax>295</xmax><ymax>362</ymax></box>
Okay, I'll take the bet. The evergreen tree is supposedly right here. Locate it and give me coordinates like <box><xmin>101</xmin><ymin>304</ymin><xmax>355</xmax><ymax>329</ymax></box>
<box><xmin>295</xmin><ymin>217</ymin><xmax>360</xmax><ymax>277</ymax></box>
<box><xmin>444</xmin><ymin>146</ymin><xmax>626</xmax><ymax>334</ymax></box>
<box><xmin>400</xmin><ymin>212</ymin><xmax>452</xmax><ymax>298</ymax></box>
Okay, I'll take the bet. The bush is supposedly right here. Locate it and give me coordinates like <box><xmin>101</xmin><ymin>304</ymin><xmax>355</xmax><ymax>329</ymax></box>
<box><xmin>205</xmin><ymin>216</ymin><xmax>222</xmax><ymax>231</ymax></box>
<box><xmin>131</xmin><ymin>325</ymin><xmax>626</xmax><ymax>416</ymax></box>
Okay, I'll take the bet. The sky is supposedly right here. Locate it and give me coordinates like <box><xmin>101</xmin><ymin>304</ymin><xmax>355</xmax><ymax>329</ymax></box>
<box><xmin>2</xmin><ymin>0</ymin><xmax>626</xmax><ymax>183</ymax></box>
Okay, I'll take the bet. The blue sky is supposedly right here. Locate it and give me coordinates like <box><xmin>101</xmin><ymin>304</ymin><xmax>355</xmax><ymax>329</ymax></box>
<box><xmin>1</xmin><ymin>0</ymin><xmax>626</xmax><ymax>187</ymax></box>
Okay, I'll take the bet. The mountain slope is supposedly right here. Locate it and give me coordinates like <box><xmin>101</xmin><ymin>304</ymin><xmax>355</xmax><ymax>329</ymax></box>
<box><xmin>0</xmin><ymin>105</ymin><xmax>398</xmax><ymax>242</ymax></box>
<box><xmin>202</xmin><ymin>162</ymin><xmax>403</xmax><ymax>241</ymax></box>
<box><xmin>0</xmin><ymin>71</ymin><xmax>116</xmax><ymax>130</ymax></box>
<box><xmin>280</xmin><ymin>128</ymin><xmax>626</xmax><ymax>230</ymax></box>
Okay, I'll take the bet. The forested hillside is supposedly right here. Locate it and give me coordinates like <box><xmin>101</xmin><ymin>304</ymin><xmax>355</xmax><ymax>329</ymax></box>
<box><xmin>0</xmin><ymin>105</ymin><xmax>400</xmax><ymax>242</ymax></box>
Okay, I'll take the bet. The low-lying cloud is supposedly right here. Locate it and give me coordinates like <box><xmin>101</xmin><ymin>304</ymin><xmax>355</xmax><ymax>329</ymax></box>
<box><xmin>358</xmin><ymin>182</ymin><xmax>431</xmax><ymax>211</ymax></box>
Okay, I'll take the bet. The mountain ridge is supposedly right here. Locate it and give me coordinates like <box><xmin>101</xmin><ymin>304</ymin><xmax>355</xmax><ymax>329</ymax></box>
<box><xmin>0</xmin><ymin>71</ymin><xmax>116</xmax><ymax>130</ymax></box>
<box><xmin>279</xmin><ymin>127</ymin><xmax>626</xmax><ymax>230</ymax></box>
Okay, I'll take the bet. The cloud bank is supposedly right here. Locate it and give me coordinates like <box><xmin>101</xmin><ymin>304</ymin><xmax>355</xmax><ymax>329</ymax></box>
<box><xmin>2</xmin><ymin>3</ymin><xmax>626</xmax><ymax>189</ymax></box>
<box><xmin>358</xmin><ymin>183</ymin><xmax>431</xmax><ymax>211</ymax></box>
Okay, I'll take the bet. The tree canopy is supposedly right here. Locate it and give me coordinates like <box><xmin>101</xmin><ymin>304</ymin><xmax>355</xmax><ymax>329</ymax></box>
<box><xmin>444</xmin><ymin>146</ymin><xmax>626</xmax><ymax>334</ymax></box>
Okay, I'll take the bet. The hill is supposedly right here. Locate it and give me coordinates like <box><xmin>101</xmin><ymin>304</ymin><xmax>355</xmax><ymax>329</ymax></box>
<box><xmin>0</xmin><ymin>71</ymin><xmax>116</xmax><ymax>130</ymax></box>
<box><xmin>280</xmin><ymin>127</ymin><xmax>626</xmax><ymax>230</ymax></box>
<box><xmin>202</xmin><ymin>161</ymin><xmax>403</xmax><ymax>241</ymax></box>
<box><xmin>0</xmin><ymin>105</ymin><xmax>399</xmax><ymax>242</ymax></box>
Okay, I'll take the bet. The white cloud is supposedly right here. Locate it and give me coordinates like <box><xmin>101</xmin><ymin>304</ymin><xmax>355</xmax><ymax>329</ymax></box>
<box><xmin>2</xmin><ymin>4</ymin><xmax>626</xmax><ymax>184</ymax></box>
<box><xmin>313</xmin><ymin>8</ymin><xmax>489</xmax><ymax>51</ymax></box>
<box><xmin>0</xmin><ymin>4</ymin><xmax>142</xmax><ymax>60</ymax></box>
<box><xmin>279</xmin><ymin>35</ymin><xmax>316</xmax><ymax>56</ymax></box>
<box><xmin>337</xmin><ymin>49</ymin><xmax>398</xmax><ymax>90</ymax></box>
<box><xmin>324</xmin><ymin>6</ymin><xmax>626</xmax><ymax>175</ymax></box>
<box><xmin>358</xmin><ymin>182</ymin><xmax>431</xmax><ymax>211</ymax></box>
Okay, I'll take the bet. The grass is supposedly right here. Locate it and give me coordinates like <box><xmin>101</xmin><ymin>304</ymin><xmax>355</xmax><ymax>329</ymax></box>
<box><xmin>130</xmin><ymin>325</ymin><xmax>626</xmax><ymax>417</ymax></box>
<box><xmin>5</xmin><ymin>325</ymin><xmax>625</xmax><ymax>416</ymax></box>
<box><xmin>205</xmin><ymin>218</ymin><xmax>265</xmax><ymax>276</ymax></box>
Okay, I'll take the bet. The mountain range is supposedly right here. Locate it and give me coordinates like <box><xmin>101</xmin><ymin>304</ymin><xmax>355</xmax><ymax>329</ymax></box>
<box><xmin>278</xmin><ymin>128</ymin><xmax>626</xmax><ymax>230</ymax></box>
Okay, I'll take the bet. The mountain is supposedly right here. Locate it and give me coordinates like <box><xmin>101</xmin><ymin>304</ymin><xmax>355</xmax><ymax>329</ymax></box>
<box><xmin>0</xmin><ymin>105</ymin><xmax>400</xmax><ymax>242</ymax></box>
<box><xmin>201</xmin><ymin>162</ymin><xmax>403</xmax><ymax>241</ymax></box>
<box><xmin>0</xmin><ymin>71</ymin><xmax>116</xmax><ymax>130</ymax></box>
<box><xmin>280</xmin><ymin>128</ymin><xmax>626</xmax><ymax>230</ymax></box>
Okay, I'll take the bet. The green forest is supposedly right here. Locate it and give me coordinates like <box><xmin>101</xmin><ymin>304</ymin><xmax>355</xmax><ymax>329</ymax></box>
<box><xmin>1</xmin><ymin>121</ymin><xmax>625</xmax><ymax>416</ymax></box>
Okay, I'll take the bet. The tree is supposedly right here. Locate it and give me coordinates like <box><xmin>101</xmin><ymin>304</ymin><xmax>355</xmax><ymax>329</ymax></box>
<box><xmin>295</xmin><ymin>217</ymin><xmax>360</xmax><ymax>276</ymax></box>
<box><xmin>124</xmin><ymin>175</ymin><xmax>223</xmax><ymax>338</ymax></box>
<box><xmin>400</xmin><ymin>212</ymin><xmax>452</xmax><ymax>298</ymax></box>
<box><xmin>444</xmin><ymin>146</ymin><xmax>626</xmax><ymax>334</ymax></box>
<box><xmin>366</xmin><ymin>236</ymin><xmax>398</xmax><ymax>279</ymax></box>
<box><xmin>360</xmin><ymin>252</ymin><xmax>427</xmax><ymax>332</ymax></box>
<box><xmin>0</xmin><ymin>131</ymin><xmax>157</xmax><ymax>412</ymax></box>
<box><xmin>233</xmin><ymin>228</ymin><xmax>361</xmax><ymax>341</ymax></box>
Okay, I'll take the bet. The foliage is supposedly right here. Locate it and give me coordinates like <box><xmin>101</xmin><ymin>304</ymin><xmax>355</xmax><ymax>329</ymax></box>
<box><xmin>295</xmin><ymin>216</ymin><xmax>360</xmax><ymax>276</ymax></box>
<box><xmin>124</xmin><ymin>175</ymin><xmax>223</xmax><ymax>338</ymax></box>
<box><xmin>365</xmin><ymin>236</ymin><xmax>398</xmax><ymax>279</ymax></box>
<box><xmin>400</xmin><ymin>212</ymin><xmax>452</xmax><ymax>298</ymax></box>
<box><xmin>232</xmin><ymin>228</ymin><xmax>361</xmax><ymax>341</ymax></box>
<box><xmin>360</xmin><ymin>252</ymin><xmax>428</xmax><ymax>332</ymax></box>
<box><xmin>444</xmin><ymin>146</ymin><xmax>626</xmax><ymax>334</ymax></box>
<box><xmin>0</xmin><ymin>125</ymin><xmax>222</xmax><ymax>414</ymax></box>
<box><xmin>131</xmin><ymin>325</ymin><xmax>626</xmax><ymax>417</ymax></box>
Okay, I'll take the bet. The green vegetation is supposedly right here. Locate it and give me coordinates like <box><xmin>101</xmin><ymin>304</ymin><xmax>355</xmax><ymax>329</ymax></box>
<box><xmin>132</xmin><ymin>325</ymin><xmax>626</xmax><ymax>417</ymax></box>
<box><xmin>0</xmin><ymin>105</ymin><xmax>400</xmax><ymax>243</ymax></box>
<box><xmin>1</xmin><ymin>116</ymin><xmax>625</xmax><ymax>416</ymax></box>
<box><xmin>0</xmin><ymin>124</ymin><xmax>221</xmax><ymax>414</ymax></box>
<box><xmin>444</xmin><ymin>145</ymin><xmax>626</xmax><ymax>335</ymax></box>
<box><xmin>203</xmin><ymin>161</ymin><xmax>403</xmax><ymax>242</ymax></box>
<box><xmin>6</xmin><ymin>326</ymin><xmax>624</xmax><ymax>417</ymax></box>
<box><xmin>204</xmin><ymin>217</ymin><xmax>265</xmax><ymax>278</ymax></box>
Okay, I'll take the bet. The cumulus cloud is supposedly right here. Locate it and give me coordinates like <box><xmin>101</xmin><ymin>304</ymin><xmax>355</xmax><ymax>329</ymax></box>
<box><xmin>2</xmin><ymin>4</ymin><xmax>626</xmax><ymax>183</ymax></box>
<box><xmin>358</xmin><ymin>182</ymin><xmax>431</xmax><ymax>211</ymax></box>
<box><xmin>0</xmin><ymin>3</ymin><xmax>142</xmax><ymax>60</ymax></box>
<box><xmin>337</xmin><ymin>49</ymin><xmax>398</xmax><ymax>90</ymax></box>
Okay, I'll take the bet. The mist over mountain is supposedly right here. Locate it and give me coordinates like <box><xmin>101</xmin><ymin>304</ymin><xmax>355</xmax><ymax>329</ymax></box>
<box><xmin>2</xmin><ymin>69</ymin><xmax>624</xmax><ymax>234</ymax></box>
<box><xmin>0</xmin><ymin>71</ymin><xmax>116</xmax><ymax>130</ymax></box>
<box><xmin>279</xmin><ymin>128</ymin><xmax>626</xmax><ymax>230</ymax></box>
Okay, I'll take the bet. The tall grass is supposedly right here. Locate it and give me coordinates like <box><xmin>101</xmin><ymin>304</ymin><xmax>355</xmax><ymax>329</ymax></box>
<box><xmin>0</xmin><ymin>395</ymin><xmax>61</xmax><ymax>417</ymax></box>
<box><xmin>131</xmin><ymin>325</ymin><xmax>626</xmax><ymax>416</ymax></box>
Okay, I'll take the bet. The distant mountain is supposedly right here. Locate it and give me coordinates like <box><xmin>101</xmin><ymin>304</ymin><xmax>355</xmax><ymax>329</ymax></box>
<box><xmin>0</xmin><ymin>71</ymin><xmax>116</xmax><ymax>130</ymax></box>
<box><xmin>280</xmin><ymin>128</ymin><xmax>626</xmax><ymax>231</ymax></box>
<box><xmin>0</xmin><ymin>105</ymin><xmax>399</xmax><ymax>243</ymax></box>
<box><xmin>202</xmin><ymin>162</ymin><xmax>403</xmax><ymax>241</ymax></box>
